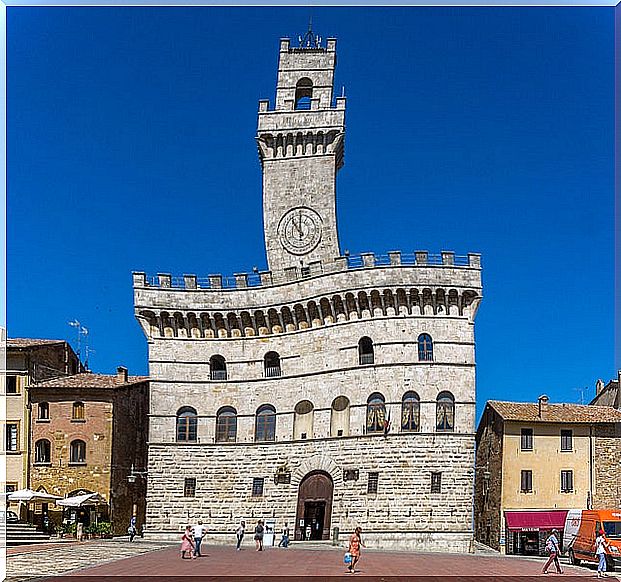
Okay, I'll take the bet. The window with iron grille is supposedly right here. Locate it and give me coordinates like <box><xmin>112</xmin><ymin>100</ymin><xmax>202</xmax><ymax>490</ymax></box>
<box><xmin>561</xmin><ymin>470</ymin><xmax>573</xmax><ymax>493</ymax></box>
<box><xmin>5</xmin><ymin>423</ymin><xmax>18</xmax><ymax>451</ymax></box>
<box><xmin>209</xmin><ymin>355</ymin><xmax>227</xmax><ymax>381</ymax></box>
<box><xmin>520</xmin><ymin>428</ymin><xmax>533</xmax><ymax>451</ymax></box>
<box><xmin>560</xmin><ymin>430</ymin><xmax>573</xmax><ymax>452</ymax></box>
<box><xmin>367</xmin><ymin>472</ymin><xmax>379</xmax><ymax>494</ymax></box>
<box><xmin>252</xmin><ymin>477</ymin><xmax>264</xmax><ymax>497</ymax></box>
<box><xmin>184</xmin><ymin>477</ymin><xmax>196</xmax><ymax>497</ymax></box>
<box><xmin>264</xmin><ymin>352</ymin><xmax>281</xmax><ymax>378</ymax></box>
<box><xmin>358</xmin><ymin>337</ymin><xmax>374</xmax><ymax>365</ymax></box>
<box><xmin>431</xmin><ymin>472</ymin><xmax>442</xmax><ymax>493</ymax></box>
<box><xmin>520</xmin><ymin>470</ymin><xmax>533</xmax><ymax>493</ymax></box>
<box><xmin>6</xmin><ymin>376</ymin><xmax>17</xmax><ymax>394</ymax></box>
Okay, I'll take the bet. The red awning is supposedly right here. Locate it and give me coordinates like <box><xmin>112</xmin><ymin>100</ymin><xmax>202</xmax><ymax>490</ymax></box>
<box><xmin>505</xmin><ymin>510</ymin><xmax>568</xmax><ymax>531</ymax></box>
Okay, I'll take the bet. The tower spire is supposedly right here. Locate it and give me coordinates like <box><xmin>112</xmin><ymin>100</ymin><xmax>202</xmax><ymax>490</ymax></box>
<box><xmin>298</xmin><ymin>17</ymin><xmax>321</xmax><ymax>49</ymax></box>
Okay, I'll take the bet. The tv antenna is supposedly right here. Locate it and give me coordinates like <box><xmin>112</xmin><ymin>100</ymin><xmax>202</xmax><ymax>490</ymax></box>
<box><xmin>68</xmin><ymin>320</ymin><xmax>89</xmax><ymax>369</ymax></box>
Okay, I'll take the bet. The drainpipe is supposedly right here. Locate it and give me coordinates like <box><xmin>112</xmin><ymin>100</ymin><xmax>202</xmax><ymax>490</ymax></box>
<box><xmin>588</xmin><ymin>426</ymin><xmax>594</xmax><ymax>509</ymax></box>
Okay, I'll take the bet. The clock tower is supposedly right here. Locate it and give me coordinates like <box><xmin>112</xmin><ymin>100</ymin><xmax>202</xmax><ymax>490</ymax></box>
<box><xmin>257</xmin><ymin>30</ymin><xmax>345</xmax><ymax>274</ymax></box>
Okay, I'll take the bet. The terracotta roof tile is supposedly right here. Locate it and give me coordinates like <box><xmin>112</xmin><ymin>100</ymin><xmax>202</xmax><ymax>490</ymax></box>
<box><xmin>487</xmin><ymin>400</ymin><xmax>621</xmax><ymax>424</ymax></box>
<box><xmin>33</xmin><ymin>372</ymin><xmax>149</xmax><ymax>389</ymax></box>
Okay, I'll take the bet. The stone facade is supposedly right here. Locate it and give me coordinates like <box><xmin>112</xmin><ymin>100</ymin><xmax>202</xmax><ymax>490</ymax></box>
<box><xmin>28</xmin><ymin>369</ymin><xmax>149</xmax><ymax>535</ymax></box>
<box><xmin>4</xmin><ymin>339</ymin><xmax>82</xmax><ymax>504</ymax></box>
<box><xmin>134</xmin><ymin>34</ymin><xmax>483</xmax><ymax>552</ymax></box>
<box><xmin>474</xmin><ymin>399</ymin><xmax>621</xmax><ymax>555</ymax></box>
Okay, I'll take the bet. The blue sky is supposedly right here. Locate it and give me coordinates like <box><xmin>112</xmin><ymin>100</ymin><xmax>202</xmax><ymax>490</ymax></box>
<box><xmin>8</xmin><ymin>7</ymin><xmax>615</xmax><ymax>417</ymax></box>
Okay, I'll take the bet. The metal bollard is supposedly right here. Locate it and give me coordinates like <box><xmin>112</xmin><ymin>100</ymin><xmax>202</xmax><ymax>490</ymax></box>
<box><xmin>332</xmin><ymin>526</ymin><xmax>339</xmax><ymax>545</ymax></box>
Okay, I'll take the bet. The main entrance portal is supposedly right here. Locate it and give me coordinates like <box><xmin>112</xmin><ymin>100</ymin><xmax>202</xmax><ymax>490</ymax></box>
<box><xmin>295</xmin><ymin>471</ymin><xmax>334</xmax><ymax>541</ymax></box>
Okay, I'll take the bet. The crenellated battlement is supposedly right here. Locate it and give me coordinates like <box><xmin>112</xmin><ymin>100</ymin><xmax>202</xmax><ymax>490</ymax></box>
<box><xmin>133</xmin><ymin>250</ymin><xmax>481</xmax><ymax>292</ymax></box>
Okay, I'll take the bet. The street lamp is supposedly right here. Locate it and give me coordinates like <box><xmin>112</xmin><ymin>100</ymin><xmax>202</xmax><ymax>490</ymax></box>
<box><xmin>127</xmin><ymin>464</ymin><xmax>148</xmax><ymax>484</ymax></box>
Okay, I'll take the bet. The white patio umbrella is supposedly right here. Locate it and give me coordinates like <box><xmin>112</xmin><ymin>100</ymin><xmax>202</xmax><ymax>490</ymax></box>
<box><xmin>57</xmin><ymin>493</ymin><xmax>106</xmax><ymax>507</ymax></box>
<box><xmin>7</xmin><ymin>489</ymin><xmax>61</xmax><ymax>502</ymax></box>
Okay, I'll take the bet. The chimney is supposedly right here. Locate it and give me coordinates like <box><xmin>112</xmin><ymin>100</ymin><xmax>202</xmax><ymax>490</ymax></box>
<box><xmin>117</xmin><ymin>366</ymin><xmax>128</xmax><ymax>383</ymax></box>
<box><xmin>596</xmin><ymin>379</ymin><xmax>605</xmax><ymax>396</ymax></box>
<box><xmin>537</xmin><ymin>394</ymin><xmax>549</xmax><ymax>418</ymax></box>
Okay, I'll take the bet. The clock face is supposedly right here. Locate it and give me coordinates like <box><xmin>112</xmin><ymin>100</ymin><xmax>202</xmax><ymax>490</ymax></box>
<box><xmin>278</xmin><ymin>207</ymin><xmax>323</xmax><ymax>255</ymax></box>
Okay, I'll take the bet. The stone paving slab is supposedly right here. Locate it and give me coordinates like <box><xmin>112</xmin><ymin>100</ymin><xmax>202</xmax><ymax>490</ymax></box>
<box><xmin>23</xmin><ymin>543</ymin><xmax>621</xmax><ymax>580</ymax></box>
<box><xmin>6</xmin><ymin>539</ymin><xmax>172</xmax><ymax>582</ymax></box>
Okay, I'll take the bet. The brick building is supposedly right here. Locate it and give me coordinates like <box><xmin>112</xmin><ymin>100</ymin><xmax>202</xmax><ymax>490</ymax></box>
<box><xmin>474</xmin><ymin>397</ymin><xmax>621</xmax><ymax>556</ymax></box>
<box><xmin>133</xmin><ymin>32</ymin><xmax>483</xmax><ymax>552</ymax></box>
<box><xmin>4</xmin><ymin>338</ymin><xmax>82</xmax><ymax>503</ymax></box>
<box><xmin>28</xmin><ymin>367</ymin><xmax>149</xmax><ymax>535</ymax></box>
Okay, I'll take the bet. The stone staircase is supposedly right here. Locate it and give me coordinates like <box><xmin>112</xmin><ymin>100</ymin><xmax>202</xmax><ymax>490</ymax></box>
<box><xmin>4</xmin><ymin>523</ymin><xmax>51</xmax><ymax>546</ymax></box>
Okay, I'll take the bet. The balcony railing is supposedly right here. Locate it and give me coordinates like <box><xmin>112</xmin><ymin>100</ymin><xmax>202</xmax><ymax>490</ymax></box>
<box><xmin>359</xmin><ymin>353</ymin><xmax>374</xmax><ymax>365</ymax></box>
<box><xmin>265</xmin><ymin>366</ymin><xmax>282</xmax><ymax>378</ymax></box>
<box><xmin>210</xmin><ymin>370</ymin><xmax>227</xmax><ymax>381</ymax></box>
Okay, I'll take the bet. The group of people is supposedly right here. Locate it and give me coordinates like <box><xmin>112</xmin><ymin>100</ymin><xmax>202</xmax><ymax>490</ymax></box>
<box><xmin>181</xmin><ymin>519</ymin><xmax>291</xmax><ymax>557</ymax></box>
<box><xmin>542</xmin><ymin>528</ymin><xmax>612</xmax><ymax>577</ymax></box>
<box><xmin>179</xmin><ymin>520</ymin><xmax>207</xmax><ymax>559</ymax></box>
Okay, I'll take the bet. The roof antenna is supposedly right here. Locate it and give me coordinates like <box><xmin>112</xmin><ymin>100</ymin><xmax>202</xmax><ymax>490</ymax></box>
<box><xmin>299</xmin><ymin>15</ymin><xmax>321</xmax><ymax>49</ymax></box>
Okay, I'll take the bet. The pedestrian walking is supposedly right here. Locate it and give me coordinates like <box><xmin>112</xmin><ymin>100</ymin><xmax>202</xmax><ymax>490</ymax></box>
<box><xmin>180</xmin><ymin>525</ymin><xmax>196</xmax><ymax>559</ymax></box>
<box><xmin>278</xmin><ymin>522</ymin><xmax>290</xmax><ymax>548</ymax></box>
<box><xmin>347</xmin><ymin>527</ymin><xmax>364</xmax><ymax>574</ymax></box>
<box><xmin>192</xmin><ymin>519</ymin><xmax>206</xmax><ymax>557</ymax></box>
<box><xmin>542</xmin><ymin>529</ymin><xmax>563</xmax><ymax>575</ymax></box>
<box><xmin>596</xmin><ymin>529</ymin><xmax>610</xmax><ymax>577</ymax></box>
<box><xmin>254</xmin><ymin>520</ymin><xmax>264</xmax><ymax>551</ymax></box>
<box><xmin>236</xmin><ymin>520</ymin><xmax>245</xmax><ymax>550</ymax></box>
<box><xmin>127</xmin><ymin>518</ymin><xmax>137</xmax><ymax>542</ymax></box>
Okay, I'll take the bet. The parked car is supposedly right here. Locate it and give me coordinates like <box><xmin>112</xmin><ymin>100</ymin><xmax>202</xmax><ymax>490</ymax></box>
<box><xmin>563</xmin><ymin>509</ymin><xmax>621</xmax><ymax>571</ymax></box>
<box><xmin>0</xmin><ymin>510</ymin><xmax>20</xmax><ymax>523</ymax></box>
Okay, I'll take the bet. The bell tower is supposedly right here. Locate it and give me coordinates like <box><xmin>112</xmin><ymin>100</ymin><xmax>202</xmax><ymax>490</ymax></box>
<box><xmin>257</xmin><ymin>28</ymin><xmax>345</xmax><ymax>274</ymax></box>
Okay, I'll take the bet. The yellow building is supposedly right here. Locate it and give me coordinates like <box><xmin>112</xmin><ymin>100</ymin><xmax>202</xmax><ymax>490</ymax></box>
<box><xmin>474</xmin><ymin>396</ymin><xmax>621</xmax><ymax>556</ymax></box>
<box><xmin>4</xmin><ymin>339</ymin><xmax>81</xmax><ymax>512</ymax></box>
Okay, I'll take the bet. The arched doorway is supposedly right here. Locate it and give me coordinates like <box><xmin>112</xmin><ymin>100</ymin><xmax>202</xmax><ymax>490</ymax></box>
<box><xmin>295</xmin><ymin>470</ymin><xmax>333</xmax><ymax>541</ymax></box>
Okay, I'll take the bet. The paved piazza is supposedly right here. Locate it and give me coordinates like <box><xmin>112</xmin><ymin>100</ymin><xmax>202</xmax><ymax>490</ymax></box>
<box><xmin>6</xmin><ymin>539</ymin><xmax>620</xmax><ymax>580</ymax></box>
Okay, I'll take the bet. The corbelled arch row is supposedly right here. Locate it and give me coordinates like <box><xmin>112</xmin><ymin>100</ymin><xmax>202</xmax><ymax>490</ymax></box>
<box><xmin>256</xmin><ymin>130</ymin><xmax>343</xmax><ymax>161</ymax></box>
<box><xmin>136</xmin><ymin>287</ymin><xmax>480</xmax><ymax>340</ymax></box>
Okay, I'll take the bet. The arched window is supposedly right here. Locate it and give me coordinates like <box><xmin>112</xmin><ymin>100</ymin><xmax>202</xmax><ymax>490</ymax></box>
<box><xmin>38</xmin><ymin>402</ymin><xmax>49</xmax><ymax>421</ymax></box>
<box><xmin>294</xmin><ymin>400</ymin><xmax>314</xmax><ymax>440</ymax></box>
<box><xmin>72</xmin><ymin>401</ymin><xmax>85</xmax><ymax>420</ymax></box>
<box><xmin>418</xmin><ymin>334</ymin><xmax>434</xmax><ymax>361</ymax></box>
<box><xmin>210</xmin><ymin>355</ymin><xmax>227</xmax><ymax>381</ymax></box>
<box><xmin>436</xmin><ymin>391</ymin><xmax>455</xmax><ymax>432</ymax></box>
<box><xmin>401</xmin><ymin>391</ymin><xmax>420</xmax><ymax>432</ymax></box>
<box><xmin>358</xmin><ymin>337</ymin><xmax>374</xmax><ymax>365</ymax></box>
<box><xmin>255</xmin><ymin>404</ymin><xmax>276</xmax><ymax>442</ymax></box>
<box><xmin>35</xmin><ymin>439</ymin><xmax>51</xmax><ymax>464</ymax></box>
<box><xmin>330</xmin><ymin>396</ymin><xmax>350</xmax><ymax>437</ymax></box>
<box><xmin>264</xmin><ymin>351</ymin><xmax>281</xmax><ymax>378</ymax></box>
<box><xmin>69</xmin><ymin>439</ymin><xmax>86</xmax><ymax>464</ymax></box>
<box><xmin>366</xmin><ymin>393</ymin><xmax>386</xmax><ymax>434</ymax></box>
<box><xmin>295</xmin><ymin>77</ymin><xmax>313</xmax><ymax>110</ymax></box>
<box><xmin>216</xmin><ymin>406</ymin><xmax>237</xmax><ymax>443</ymax></box>
<box><xmin>176</xmin><ymin>406</ymin><xmax>198</xmax><ymax>442</ymax></box>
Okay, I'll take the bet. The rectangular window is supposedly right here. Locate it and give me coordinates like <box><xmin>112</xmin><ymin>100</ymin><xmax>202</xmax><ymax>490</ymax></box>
<box><xmin>252</xmin><ymin>477</ymin><xmax>264</xmax><ymax>497</ymax></box>
<box><xmin>561</xmin><ymin>470</ymin><xmax>573</xmax><ymax>493</ymax></box>
<box><xmin>5</xmin><ymin>423</ymin><xmax>18</xmax><ymax>452</ymax></box>
<box><xmin>6</xmin><ymin>376</ymin><xmax>18</xmax><ymax>394</ymax></box>
<box><xmin>5</xmin><ymin>483</ymin><xmax>17</xmax><ymax>494</ymax></box>
<box><xmin>520</xmin><ymin>428</ymin><xmax>533</xmax><ymax>451</ymax></box>
<box><xmin>367</xmin><ymin>472</ymin><xmax>379</xmax><ymax>494</ymax></box>
<box><xmin>560</xmin><ymin>430</ymin><xmax>573</xmax><ymax>452</ymax></box>
<box><xmin>520</xmin><ymin>470</ymin><xmax>533</xmax><ymax>493</ymax></box>
<box><xmin>183</xmin><ymin>477</ymin><xmax>196</xmax><ymax>497</ymax></box>
<box><xmin>431</xmin><ymin>472</ymin><xmax>442</xmax><ymax>493</ymax></box>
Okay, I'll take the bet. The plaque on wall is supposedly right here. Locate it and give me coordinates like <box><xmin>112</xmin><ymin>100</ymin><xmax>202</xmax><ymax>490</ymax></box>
<box><xmin>343</xmin><ymin>469</ymin><xmax>359</xmax><ymax>482</ymax></box>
